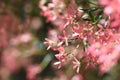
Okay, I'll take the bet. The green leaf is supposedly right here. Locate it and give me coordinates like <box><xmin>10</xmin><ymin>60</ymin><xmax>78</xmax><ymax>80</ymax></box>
<box><xmin>88</xmin><ymin>11</ymin><xmax>95</xmax><ymax>22</ymax></box>
<box><xmin>95</xmin><ymin>11</ymin><xmax>103</xmax><ymax>20</ymax></box>
<box><xmin>89</xmin><ymin>7</ymin><xmax>99</xmax><ymax>12</ymax></box>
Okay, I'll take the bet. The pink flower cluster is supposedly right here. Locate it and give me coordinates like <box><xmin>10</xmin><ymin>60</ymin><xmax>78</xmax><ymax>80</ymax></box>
<box><xmin>40</xmin><ymin>0</ymin><xmax>120</xmax><ymax>74</ymax></box>
<box><xmin>99</xmin><ymin>0</ymin><xmax>120</xmax><ymax>27</ymax></box>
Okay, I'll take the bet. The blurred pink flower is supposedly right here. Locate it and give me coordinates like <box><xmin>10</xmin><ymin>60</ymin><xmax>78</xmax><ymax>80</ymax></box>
<box><xmin>19</xmin><ymin>33</ymin><xmax>32</xmax><ymax>43</ymax></box>
<box><xmin>99</xmin><ymin>0</ymin><xmax>120</xmax><ymax>27</ymax></box>
<box><xmin>71</xmin><ymin>74</ymin><xmax>83</xmax><ymax>80</ymax></box>
<box><xmin>2</xmin><ymin>48</ymin><xmax>21</xmax><ymax>72</ymax></box>
<box><xmin>26</xmin><ymin>65</ymin><xmax>41</xmax><ymax>80</ymax></box>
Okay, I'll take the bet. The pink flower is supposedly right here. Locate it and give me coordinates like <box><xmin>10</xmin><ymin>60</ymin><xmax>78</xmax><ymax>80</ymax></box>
<box><xmin>44</xmin><ymin>38</ymin><xmax>57</xmax><ymax>50</ymax></box>
<box><xmin>66</xmin><ymin>3</ymin><xmax>77</xmax><ymax>18</ymax></box>
<box><xmin>55</xmin><ymin>53</ymin><xmax>67</xmax><ymax>63</ymax></box>
<box><xmin>54</xmin><ymin>61</ymin><xmax>63</xmax><ymax>69</ymax></box>
<box><xmin>54</xmin><ymin>53</ymin><xmax>67</xmax><ymax>69</ymax></box>
<box><xmin>72</xmin><ymin>57</ymin><xmax>81</xmax><ymax>73</ymax></box>
<box><xmin>54</xmin><ymin>47</ymin><xmax>67</xmax><ymax>68</ymax></box>
<box><xmin>1</xmin><ymin>48</ymin><xmax>20</xmax><ymax>72</ymax></box>
<box><xmin>26</xmin><ymin>65</ymin><xmax>41</xmax><ymax>80</ymax></box>
<box><xmin>71</xmin><ymin>74</ymin><xmax>83</xmax><ymax>80</ymax></box>
<box><xmin>99</xmin><ymin>0</ymin><xmax>120</xmax><ymax>27</ymax></box>
<box><xmin>58</xmin><ymin>30</ymin><xmax>70</xmax><ymax>46</ymax></box>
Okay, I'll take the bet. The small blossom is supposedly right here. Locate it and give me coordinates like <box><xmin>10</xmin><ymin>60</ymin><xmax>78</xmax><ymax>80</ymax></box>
<box><xmin>72</xmin><ymin>57</ymin><xmax>81</xmax><ymax>73</ymax></box>
<box><xmin>44</xmin><ymin>38</ymin><xmax>57</xmax><ymax>50</ymax></box>
<box><xmin>58</xmin><ymin>30</ymin><xmax>70</xmax><ymax>46</ymax></box>
<box><xmin>54</xmin><ymin>61</ymin><xmax>62</xmax><ymax>69</ymax></box>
